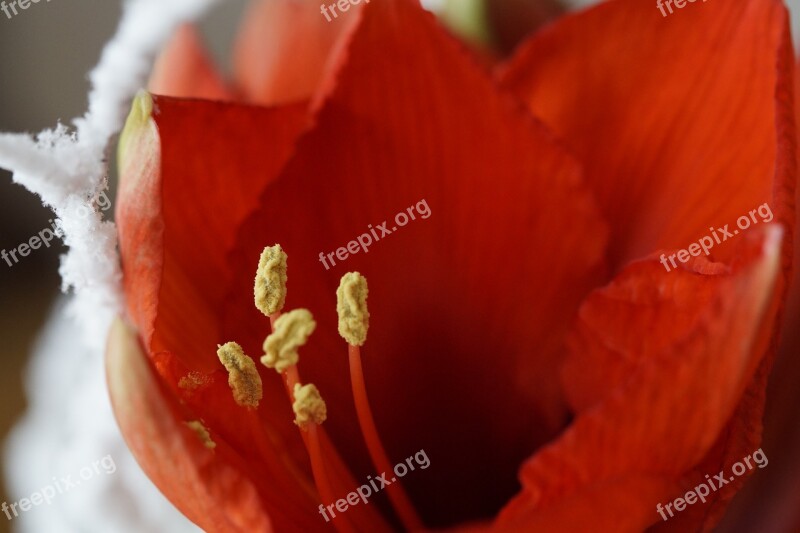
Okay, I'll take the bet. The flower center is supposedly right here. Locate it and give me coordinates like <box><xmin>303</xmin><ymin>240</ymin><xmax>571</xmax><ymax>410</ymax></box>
<box><xmin>213</xmin><ymin>244</ymin><xmax>423</xmax><ymax>530</ymax></box>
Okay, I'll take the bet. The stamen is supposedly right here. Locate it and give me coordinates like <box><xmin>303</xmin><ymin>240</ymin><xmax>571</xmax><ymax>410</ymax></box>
<box><xmin>254</xmin><ymin>244</ymin><xmax>288</xmax><ymax>316</ymax></box>
<box><xmin>178</xmin><ymin>371</ymin><xmax>211</xmax><ymax>392</ymax></box>
<box><xmin>261</xmin><ymin>309</ymin><xmax>316</xmax><ymax>373</ymax></box>
<box><xmin>337</xmin><ymin>272</ymin><xmax>369</xmax><ymax>346</ymax></box>
<box><xmin>292</xmin><ymin>383</ymin><xmax>327</xmax><ymax>427</ymax></box>
<box><xmin>338</xmin><ymin>273</ymin><xmax>423</xmax><ymax>530</ymax></box>
<box><xmin>185</xmin><ymin>420</ymin><xmax>216</xmax><ymax>449</ymax></box>
<box><xmin>246</xmin><ymin>249</ymin><xmax>369</xmax><ymax>530</ymax></box>
<box><xmin>306</xmin><ymin>424</ymin><xmax>352</xmax><ymax>532</ymax></box>
<box><xmin>268</xmin><ymin>319</ymin><xmax>353</xmax><ymax>532</ymax></box>
<box><xmin>216</xmin><ymin>342</ymin><xmax>263</xmax><ymax>408</ymax></box>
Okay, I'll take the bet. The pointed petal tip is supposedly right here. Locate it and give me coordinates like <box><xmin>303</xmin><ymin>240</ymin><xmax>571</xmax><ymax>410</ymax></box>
<box><xmin>150</xmin><ymin>24</ymin><xmax>234</xmax><ymax>101</ymax></box>
<box><xmin>118</xmin><ymin>91</ymin><xmax>154</xmax><ymax>168</ymax></box>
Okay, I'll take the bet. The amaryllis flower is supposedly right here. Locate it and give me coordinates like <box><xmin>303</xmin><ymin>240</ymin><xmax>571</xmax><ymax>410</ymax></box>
<box><xmin>107</xmin><ymin>0</ymin><xmax>797</xmax><ymax>531</ymax></box>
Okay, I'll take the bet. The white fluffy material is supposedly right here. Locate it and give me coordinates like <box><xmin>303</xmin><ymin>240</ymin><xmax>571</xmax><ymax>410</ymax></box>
<box><xmin>5</xmin><ymin>300</ymin><xmax>201</xmax><ymax>533</ymax></box>
<box><xmin>0</xmin><ymin>0</ymin><xmax>219</xmax><ymax>531</ymax></box>
<box><xmin>0</xmin><ymin>0</ymin><xmax>219</xmax><ymax>349</ymax></box>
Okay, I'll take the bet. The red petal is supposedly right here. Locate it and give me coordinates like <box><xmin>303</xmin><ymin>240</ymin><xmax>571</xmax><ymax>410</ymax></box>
<box><xmin>220</xmin><ymin>0</ymin><xmax>607</xmax><ymax>524</ymax></box>
<box><xmin>561</xmin><ymin>252</ymin><xmax>729</xmax><ymax>412</ymax></box>
<box><xmin>117</xmin><ymin>92</ymin><xmax>308</xmax><ymax>372</ymax></box>
<box><xmin>495</xmin><ymin>226</ymin><xmax>784</xmax><ymax>532</ymax></box>
<box><xmin>150</xmin><ymin>351</ymin><xmax>391</xmax><ymax>532</ymax></box>
<box><xmin>115</xmin><ymin>93</ymin><xmax>325</xmax><ymax>525</ymax></box>
<box><xmin>498</xmin><ymin>0</ymin><xmax>795</xmax><ymax>272</ymax></box>
<box><xmin>120</xmin><ymin>0</ymin><xmax>607</xmax><ymax>525</ymax></box>
<box><xmin>485</xmin><ymin>0</ymin><xmax>565</xmax><ymax>54</ymax></box>
<box><xmin>117</xmin><ymin>87</ymin><xmax>391</xmax><ymax>533</ymax></box>
<box><xmin>108</xmin><ymin>320</ymin><xmax>388</xmax><ymax>531</ymax></box>
<box><xmin>106</xmin><ymin>318</ymin><xmax>274</xmax><ymax>532</ymax></box>
<box><xmin>712</xmin><ymin>58</ymin><xmax>800</xmax><ymax>533</ymax></box>
<box><xmin>232</xmin><ymin>0</ymin><xmax>362</xmax><ymax>105</ymax></box>
<box><xmin>498</xmin><ymin>5</ymin><xmax>797</xmax><ymax>526</ymax></box>
<box><xmin>149</xmin><ymin>24</ymin><xmax>234</xmax><ymax>100</ymax></box>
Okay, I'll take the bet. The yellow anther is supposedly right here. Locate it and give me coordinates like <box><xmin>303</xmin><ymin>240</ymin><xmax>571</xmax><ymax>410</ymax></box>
<box><xmin>216</xmin><ymin>342</ymin><xmax>263</xmax><ymax>408</ymax></box>
<box><xmin>337</xmin><ymin>272</ymin><xmax>369</xmax><ymax>346</ymax></box>
<box><xmin>254</xmin><ymin>244</ymin><xmax>288</xmax><ymax>316</ymax></box>
<box><xmin>292</xmin><ymin>383</ymin><xmax>327</xmax><ymax>427</ymax></box>
<box><xmin>261</xmin><ymin>309</ymin><xmax>316</xmax><ymax>373</ymax></box>
<box><xmin>185</xmin><ymin>420</ymin><xmax>216</xmax><ymax>449</ymax></box>
<box><xmin>178</xmin><ymin>371</ymin><xmax>210</xmax><ymax>392</ymax></box>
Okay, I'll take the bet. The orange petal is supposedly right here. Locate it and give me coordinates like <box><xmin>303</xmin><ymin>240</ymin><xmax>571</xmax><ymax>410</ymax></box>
<box><xmin>106</xmin><ymin>318</ymin><xmax>275</xmax><ymax>532</ymax></box>
<box><xmin>151</xmin><ymin>351</ymin><xmax>392</xmax><ymax>532</ymax></box>
<box><xmin>498</xmin><ymin>0</ymin><xmax>795</xmax><ymax>272</ymax></box>
<box><xmin>709</xmin><ymin>57</ymin><xmax>800</xmax><ymax>533</ymax></box>
<box><xmin>232</xmin><ymin>0</ymin><xmax>362</xmax><ymax>105</ymax></box>
<box><xmin>499</xmin><ymin>8</ymin><xmax>797</xmax><ymax>525</ymax></box>
<box><xmin>116</xmin><ymin>94</ymin><xmax>390</xmax><ymax>531</ymax></box>
<box><xmin>149</xmin><ymin>24</ymin><xmax>235</xmax><ymax>100</ymax></box>
<box><xmin>118</xmin><ymin>0</ymin><xmax>607</xmax><ymax>524</ymax></box>
<box><xmin>117</xmin><ymin>92</ymin><xmax>309</xmax><ymax>372</ymax></box>
<box><xmin>496</xmin><ymin>226</ymin><xmax>784</xmax><ymax>531</ymax></box>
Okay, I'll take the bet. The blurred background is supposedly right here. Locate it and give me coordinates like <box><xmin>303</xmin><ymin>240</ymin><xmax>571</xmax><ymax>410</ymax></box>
<box><xmin>0</xmin><ymin>0</ymin><xmax>798</xmax><ymax>532</ymax></box>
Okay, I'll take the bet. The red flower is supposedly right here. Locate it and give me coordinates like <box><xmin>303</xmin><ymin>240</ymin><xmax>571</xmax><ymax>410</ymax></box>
<box><xmin>108</xmin><ymin>0</ymin><xmax>797</xmax><ymax>531</ymax></box>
